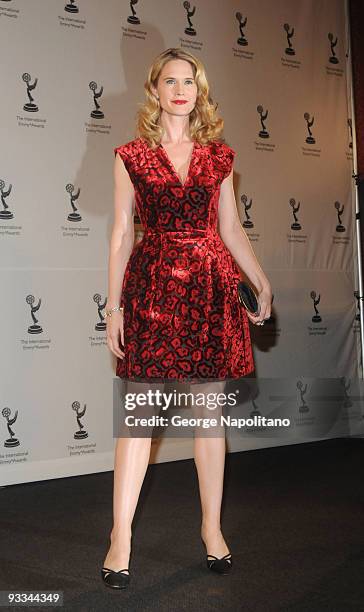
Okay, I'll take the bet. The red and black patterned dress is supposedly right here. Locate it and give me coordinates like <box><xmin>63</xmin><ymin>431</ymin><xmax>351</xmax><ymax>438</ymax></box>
<box><xmin>113</xmin><ymin>137</ymin><xmax>255</xmax><ymax>383</ymax></box>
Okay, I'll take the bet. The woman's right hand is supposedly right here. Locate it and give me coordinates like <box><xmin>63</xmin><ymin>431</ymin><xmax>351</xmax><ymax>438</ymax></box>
<box><xmin>106</xmin><ymin>311</ymin><xmax>125</xmax><ymax>359</ymax></box>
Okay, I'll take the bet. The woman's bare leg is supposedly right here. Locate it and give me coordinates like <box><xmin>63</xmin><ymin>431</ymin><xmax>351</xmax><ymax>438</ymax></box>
<box><xmin>103</xmin><ymin>379</ymin><xmax>159</xmax><ymax>572</ymax></box>
<box><xmin>192</xmin><ymin>380</ymin><xmax>230</xmax><ymax>557</ymax></box>
<box><xmin>103</xmin><ymin>436</ymin><xmax>152</xmax><ymax>571</ymax></box>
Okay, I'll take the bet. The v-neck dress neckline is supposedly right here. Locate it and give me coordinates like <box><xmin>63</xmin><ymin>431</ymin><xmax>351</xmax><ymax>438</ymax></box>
<box><xmin>158</xmin><ymin>141</ymin><xmax>197</xmax><ymax>189</ymax></box>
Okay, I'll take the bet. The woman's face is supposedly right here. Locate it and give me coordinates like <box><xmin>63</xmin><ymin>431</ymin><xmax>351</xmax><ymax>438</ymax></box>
<box><xmin>152</xmin><ymin>59</ymin><xmax>198</xmax><ymax>117</ymax></box>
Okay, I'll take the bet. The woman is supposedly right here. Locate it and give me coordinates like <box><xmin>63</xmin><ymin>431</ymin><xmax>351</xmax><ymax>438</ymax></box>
<box><xmin>102</xmin><ymin>47</ymin><xmax>272</xmax><ymax>589</ymax></box>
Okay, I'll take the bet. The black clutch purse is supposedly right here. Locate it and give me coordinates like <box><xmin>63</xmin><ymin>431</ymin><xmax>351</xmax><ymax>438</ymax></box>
<box><xmin>237</xmin><ymin>281</ymin><xmax>260</xmax><ymax>315</ymax></box>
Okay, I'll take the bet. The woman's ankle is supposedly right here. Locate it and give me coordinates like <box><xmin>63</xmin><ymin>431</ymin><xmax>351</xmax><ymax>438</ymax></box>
<box><xmin>110</xmin><ymin>526</ymin><xmax>132</xmax><ymax>544</ymax></box>
<box><xmin>201</xmin><ymin>521</ymin><xmax>222</xmax><ymax>537</ymax></box>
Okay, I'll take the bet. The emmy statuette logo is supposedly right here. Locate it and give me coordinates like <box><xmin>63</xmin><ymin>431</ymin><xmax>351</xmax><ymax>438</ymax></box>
<box><xmin>281</xmin><ymin>22</ymin><xmax>301</xmax><ymax>68</ymax></box>
<box><xmin>72</xmin><ymin>401</ymin><xmax>88</xmax><ymax>439</ymax></box>
<box><xmin>233</xmin><ymin>12</ymin><xmax>254</xmax><ymax>60</ymax></box>
<box><xmin>339</xmin><ymin>376</ymin><xmax>363</xmax><ymax>424</ymax></box>
<box><xmin>66</xmin><ymin>183</ymin><xmax>82</xmax><ymax>222</ymax></box>
<box><xmin>257</xmin><ymin>105</ymin><xmax>269</xmax><ymax>139</ymax></box>
<box><xmin>326</xmin><ymin>33</ymin><xmax>343</xmax><ymax>76</ymax></box>
<box><xmin>283</xmin><ymin>23</ymin><xmax>295</xmax><ymax>55</ymax></box>
<box><xmin>22</xmin><ymin>73</ymin><xmax>39</xmax><ymax>113</ymax></box>
<box><xmin>289</xmin><ymin>198</ymin><xmax>302</xmax><ymax>231</ymax></box>
<box><xmin>254</xmin><ymin>106</ymin><xmax>275</xmax><ymax>152</ymax></box>
<box><xmin>240</xmin><ymin>194</ymin><xmax>254</xmax><ymax>229</ymax></box>
<box><xmin>302</xmin><ymin>113</ymin><xmax>320</xmax><ymax>156</ymax></box>
<box><xmin>294</xmin><ymin>380</ymin><xmax>317</xmax><ymax>427</ymax></box>
<box><xmin>334</xmin><ymin>201</ymin><xmax>345</xmax><ymax>233</ymax></box>
<box><xmin>89</xmin><ymin>81</ymin><xmax>104</xmax><ymax>119</ymax></box>
<box><xmin>0</xmin><ymin>179</ymin><xmax>13</xmax><ymax>219</ymax></box>
<box><xmin>310</xmin><ymin>291</ymin><xmax>322</xmax><ymax>323</ymax></box>
<box><xmin>308</xmin><ymin>292</ymin><xmax>327</xmax><ymax>336</ymax></box>
<box><xmin>179</xmin><ymin>2</ymin><xmax>202</xmax><ymax>50</ymax></box>
<box><xmin>328</xmin><ymin>32</ymin><xmax>339</xmax><ymax>64</ymax></box>
<box><xmin>332</xmin><ymin>200</ymin><xmax>349</xmax><ymax>244</ymax></box>
<box><xmin>338</xmin><ymin>377</ymin><xmax>363</xmax><ymax>424</ymax></box>
<box><xmin>64</xmin><ymin>0</ymin><xmax>79</xmax><ymax>13</ymax></box>
<box><xmin>236</xmin><ymin>12</ymin><xmax>248</xmax><ymax>46</ymax></box>
<box><xmin>18</xmin><ymin>72</ymin><xmax>46</xmax><ymax>128</ymax></box>
<box><xmin>26</xmin><ymin>294</ymin><xmax>43</xmax><ymax>334</ymax></box>
<box><xmin>183</xmin><ymin>1</ymin><xmax>196</xmax><ymax>36</ymax></box>
<box><xmin>2</xmin><ymin>407</ymin><xmax>20</xmax><ymax>448</ymax></box>
<box><xmin>297</xmin><ymin>381</ymin><xmax>309</xmax><ymax>414</ymax></box>
<box><xmin>127</xmin><ymin>0</ymin><xmax>140</xmax><ymax>25</ymax></box>
<box><xmin>304</xmin><ymin>112</ymin><xmax>315</xmax><ymax>144</ymax></box>
<box><xmin>61</xmin><ymin>185</ymin><xmax>89</xmax><ymax>237</ymax></box>
<box><xmin>94</xmin><ymin>293</ymin><xmax>106</xmax><ymax>331</ymax></box>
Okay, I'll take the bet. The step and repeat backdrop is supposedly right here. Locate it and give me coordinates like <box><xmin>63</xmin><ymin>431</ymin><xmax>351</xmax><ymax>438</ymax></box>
<box><xmin>0</xmin><ymin>0</ymin><xmax>361</xmax><ymax>486</ymax></box>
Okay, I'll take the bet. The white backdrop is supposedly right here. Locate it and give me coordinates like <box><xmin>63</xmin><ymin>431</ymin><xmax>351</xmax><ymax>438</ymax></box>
<box><xmin>0</xmin><ymin>0</ymin><xmax>361</xmax><ymax>486</ymax></box>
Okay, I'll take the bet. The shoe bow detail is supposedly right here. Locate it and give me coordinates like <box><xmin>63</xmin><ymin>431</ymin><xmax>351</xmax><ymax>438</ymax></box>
<box><xmin>206</xmin><ymin>553</ymin><xmax>232</xmax><ymax>575</ymax></box>
<box><xmin>101</xmin><ymin>567</ymin><xmax>130</xmax><ymax>589</ymax></box>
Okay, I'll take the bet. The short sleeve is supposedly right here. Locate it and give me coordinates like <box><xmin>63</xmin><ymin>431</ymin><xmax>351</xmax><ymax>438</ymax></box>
<box><xmin>114</xmin><ymin>144</ymin><xmax>128</xmax><ymax>165</ymax></box>
<box><xmin>114</xmin><ymin>144</ymin><xmax>134</xmax><ymax>183</ymax></box>
<box><xmin>221</xmin><ymin>144</ymin><xmax>235</xmax><ymax>180</ymax></box>
<box><xmin>211</xmin><ymin>141</ymin><xmax>236</xmax><ymax>181</ymax></box>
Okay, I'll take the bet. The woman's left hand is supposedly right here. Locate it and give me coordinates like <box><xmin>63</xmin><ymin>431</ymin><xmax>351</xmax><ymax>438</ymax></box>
<box><xmin>246</xmin><ymin>286</ymin><xmax>273</xmax><ymax>326</ymax></box>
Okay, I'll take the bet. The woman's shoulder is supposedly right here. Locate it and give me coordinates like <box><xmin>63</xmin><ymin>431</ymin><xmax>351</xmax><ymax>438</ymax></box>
<box><xmin>208</xmin><ymin>139</ymin><xmax>236</xmax><ymax>156</ymax></box>
<box><xmin>114</xmin><ymin>136</ymin><xmax>144</xmax><ymax>157</ymax></box>
<box><xmin>207</xmin><ymin>140</ymin><xmax>236</xmax><ymax>177</ymax></box>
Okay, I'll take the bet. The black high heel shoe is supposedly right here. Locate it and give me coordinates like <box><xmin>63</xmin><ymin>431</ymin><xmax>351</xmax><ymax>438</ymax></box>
<box><xmin>206</xmin><ymin>553</ymin><xmax>232</xmax><ymax>575</ymax></box>
<box><xmin>101</xmin><ymin>567</ymin><xmax>130</xmax><ymax>589</ymax></box>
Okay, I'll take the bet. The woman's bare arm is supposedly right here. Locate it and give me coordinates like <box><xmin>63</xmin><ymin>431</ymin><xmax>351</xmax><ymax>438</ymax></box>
<box><xmin>106</xmin><ymin>153</ymin><xmax>135</xmax><ymax>357</ymax></box>
<box><xmin>106</xmin><ymin>154</ymin><xmax>135</xmax><ymax>308</ymax></box>
<box><xmin>218</xmin><ymin>169</ymin><xmax>272</xmax><ymax>323</ymax></box>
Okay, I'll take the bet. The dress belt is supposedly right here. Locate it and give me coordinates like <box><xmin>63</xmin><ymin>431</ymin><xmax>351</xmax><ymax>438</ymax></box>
<box><xmin>143</xmin><ymin>227</ymin><xmax>217</xmax><ymax>238</ymax></box>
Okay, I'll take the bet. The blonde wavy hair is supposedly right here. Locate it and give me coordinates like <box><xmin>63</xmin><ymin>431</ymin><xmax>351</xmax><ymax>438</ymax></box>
<box><xmin>135</xmin><ymin>47</ymin><xmax>225</xmax><ymax>149</ymax></box>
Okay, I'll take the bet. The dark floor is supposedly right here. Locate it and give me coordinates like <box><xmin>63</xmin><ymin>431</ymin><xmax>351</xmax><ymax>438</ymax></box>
<box><xmin>1</xmin><ymin>438</ymin><xmax>364</xmax><ymax>611</ymax></box>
